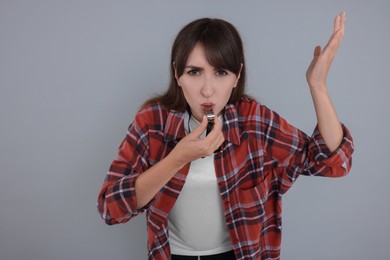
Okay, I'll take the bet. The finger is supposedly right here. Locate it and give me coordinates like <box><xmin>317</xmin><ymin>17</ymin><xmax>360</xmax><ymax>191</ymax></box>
<box><xmin>203</xmin><ymin>131</ymin><xmax>224</xmax><ymax>155</ymax></box>
<box><xmin>323</xmin><ymin>13</ymin><xmax>344</xmax><ymax>52</ymax></box>
<box><xmin>339</xmin><ymin>12</ymin><xmax>346</xmax><ymax>41</ymax></box>
<box><xmin>212</xmin><ymin>132</ymin><xmax>225</xmax><ymax>148</ymax></box>
<box><xmin>334</xmin><ymin>13</ymin><xmax>341</xmax><ymax>32</ymax></box>
<box><xmin>313</xmin><ymin>45</ymin><xmax>321</xmax><ymax>58</ymax></box>
<box><xmin>336</xmin><ymin>12</ymin><xmax>346</xmax><ymax>32</ymax></box>
<box><xmin>323</xmin><ymin>30</ymin><xmax>343</xmax><ymax>58</ymax></box>
<box><xmin>340</xmin><ymin>11</ymin><xmax>346</xmax><ymax>32</ymax></box>
<box><xmin>213</xmin><ymin>115</ymin><xmax>222</xmax><ymax>131</ymax></box>
<box><xmin>324</xmin><ymin>20</ymin><xmax>345</xmax><ymax>57</ymax></box>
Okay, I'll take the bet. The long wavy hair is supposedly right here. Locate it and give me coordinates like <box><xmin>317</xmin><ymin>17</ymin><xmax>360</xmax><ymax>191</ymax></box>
<box><xmin>143</xmin><ymin>18</ymin><xmax>247</xmax><ymax>111</ymax></box>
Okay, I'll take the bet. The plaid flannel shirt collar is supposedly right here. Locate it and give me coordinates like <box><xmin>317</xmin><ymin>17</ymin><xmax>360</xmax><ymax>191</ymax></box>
<box><xmin>163</xmin><ymin>103</ymin><xmax>241</xmax><ymax>146</ymax></box>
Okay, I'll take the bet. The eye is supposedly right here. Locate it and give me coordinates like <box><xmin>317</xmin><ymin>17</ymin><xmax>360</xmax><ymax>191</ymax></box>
<box><xmin>187</xmin><ymin>69</ymin><xmax>200</xmax><ymax>76</ymax></box>
<box><xmin>216</xmin><ymin>69</ymin><xmax>228</xmax><ymax>76</ymax></box>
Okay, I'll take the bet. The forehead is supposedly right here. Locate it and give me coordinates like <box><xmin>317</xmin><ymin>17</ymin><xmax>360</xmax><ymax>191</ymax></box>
<box><xmin>186</xmin><ymin>43</ymin><xmax>210</xmax><ymax>66</ymax></box>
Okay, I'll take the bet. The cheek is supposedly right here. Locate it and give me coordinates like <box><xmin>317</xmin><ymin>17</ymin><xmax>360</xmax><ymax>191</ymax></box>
<box><xmin>181</xmin><ymin>86</ymin><xmax>195</xmax><ymax>99</ymax></box>
<box><xmin>221</xmin><ymin>85</ymin><xmax>235</xmax><ymax>99</ymax></box>
<box><xmin>180</xmin><ymin>86</ymin><xmax>198</xmax><ymax>106</ymax></box>
<box><xmin>180</xmin><ymin>79</ymin><xmax>200</xmax><ymax>97</ymax></box>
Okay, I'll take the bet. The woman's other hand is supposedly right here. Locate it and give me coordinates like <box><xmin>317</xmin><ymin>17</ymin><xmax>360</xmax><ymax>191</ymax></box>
<box><xmin>306</xmin><ymin>12</ymin><xmax>346</xmax><ymax>90</ymax></box>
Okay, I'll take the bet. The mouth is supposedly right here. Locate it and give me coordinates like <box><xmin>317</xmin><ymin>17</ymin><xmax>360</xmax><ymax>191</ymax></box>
<box><xmin>201</xmin><ymin>103</ymin><xmax>215</xmax><ymax>112</ymax></box>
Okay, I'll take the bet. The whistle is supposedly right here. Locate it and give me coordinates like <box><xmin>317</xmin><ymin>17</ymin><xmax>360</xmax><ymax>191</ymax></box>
<box><xmin>205</xmin><ymin>109</ymin><xmax>214</xmax><ymax>136</ymax></box>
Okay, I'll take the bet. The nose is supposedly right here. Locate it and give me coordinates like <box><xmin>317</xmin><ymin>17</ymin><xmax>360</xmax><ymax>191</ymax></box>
<box><xmin>200</xmin><ymin>74</ymin><xmax>214</xmax><ymax>98</ymax></box>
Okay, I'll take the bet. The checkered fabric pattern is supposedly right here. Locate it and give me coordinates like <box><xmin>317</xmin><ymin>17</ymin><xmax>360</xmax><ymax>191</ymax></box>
<box><xmin>97</xmin><ymin>97</ymin><xmax>354</xmax><ymax>259</ymax></box>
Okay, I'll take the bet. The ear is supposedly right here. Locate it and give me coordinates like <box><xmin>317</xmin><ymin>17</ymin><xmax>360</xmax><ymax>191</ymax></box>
<box><xmin>173</xmin><ymin>62</ymin><xmax>181</xmax><ymax>86</ymax></box>
<box><xmin>234</xmin><ymin>63</ymin><xmax>244</xmax><ymax>88</ymax></box>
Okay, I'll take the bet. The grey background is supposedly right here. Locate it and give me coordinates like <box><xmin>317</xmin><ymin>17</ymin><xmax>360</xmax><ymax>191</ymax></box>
<box><xmin>1</xmin><ymin>0</ymin><xmax>389</xmax><ymax>259</ymax></box>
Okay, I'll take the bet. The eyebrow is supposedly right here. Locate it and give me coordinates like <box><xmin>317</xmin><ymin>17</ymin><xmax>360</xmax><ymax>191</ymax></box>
<box><xmin>184</xmin><ymin>65</ymin><xmax>229</xmax><ymax>72</ymax></box>
<box><xmin>184</xmin><ymin>65</ymin><xmax>203</xmax><ymax>70</ymax></box>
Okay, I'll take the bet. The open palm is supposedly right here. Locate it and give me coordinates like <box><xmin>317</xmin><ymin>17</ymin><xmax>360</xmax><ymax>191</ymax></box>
<box><xmin>306</xmin><ymin>12</ymin><xmax>346</xmax><ymax>89</ymax></box>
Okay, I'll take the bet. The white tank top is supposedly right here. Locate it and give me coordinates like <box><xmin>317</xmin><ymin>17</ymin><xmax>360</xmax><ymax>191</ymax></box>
<box><xmin>167</xmin><ymin>112</ymin><xmax>233</xmax><ymax>256</ymax></box>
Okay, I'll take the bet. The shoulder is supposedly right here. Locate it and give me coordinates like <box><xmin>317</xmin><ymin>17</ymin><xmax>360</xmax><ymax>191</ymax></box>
<box><xmin>234</xmin><ymin>96</ymin><xmax>285</xmax><ymax>126</ymax></box>
<box><xmin>234</xmin><ymin>96</ymin><xmax>270</xmax><ymax>117</ymax></box>
<box><xmin>133</xmin><ymin>101</ymin><xmax>171</xmax><ymax>129</ymax></box>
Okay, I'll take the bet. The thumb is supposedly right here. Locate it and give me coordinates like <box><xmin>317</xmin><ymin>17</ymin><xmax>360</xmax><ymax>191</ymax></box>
<box><xmin>188</xmin><ymin>116</ymin><xmax>208</xmax><ymax>139</ymax></box>
<box><xmin>313</xmin><ymin>45</ymin><xmax>321</xmax><ymax>58</ymax></box>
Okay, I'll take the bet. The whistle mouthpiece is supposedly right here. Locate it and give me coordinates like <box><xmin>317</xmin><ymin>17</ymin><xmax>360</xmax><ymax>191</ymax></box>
<box><xmin>205</xmin><ymin>110</ymin><xmax>215</xmax><ymax>122</ymax></box>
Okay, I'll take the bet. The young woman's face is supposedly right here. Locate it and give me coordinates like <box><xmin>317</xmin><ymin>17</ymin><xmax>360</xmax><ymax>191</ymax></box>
<box><xmin>175</xmin><ymin>43</ymin><xmax>241</xmax><ymax>122</ymax></box>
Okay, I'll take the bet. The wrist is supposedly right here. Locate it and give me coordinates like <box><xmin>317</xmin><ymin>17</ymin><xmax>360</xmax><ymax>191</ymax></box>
<box><xmin>309</xmin><ymin>83</ymin><xmax>328</xmax><ymax>97</ymax></box>
<box><xmin>165</xmin><ymin>150</ymin><xmax>186</xmax><ymax>173</ymax></box>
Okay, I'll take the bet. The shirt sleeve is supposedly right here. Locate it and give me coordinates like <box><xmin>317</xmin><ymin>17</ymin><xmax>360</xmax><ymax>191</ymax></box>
<box><xmin>97</xmin><ymin>111</ymin><xmax>153</xmax><ymax>225</ymax></box>
<box><xmin>260</xmin><ymin>105</ymin><xmax>354</xmax><ymax>194</ymax></box>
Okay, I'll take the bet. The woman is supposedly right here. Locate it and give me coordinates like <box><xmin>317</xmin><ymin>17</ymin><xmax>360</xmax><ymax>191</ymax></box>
<box><xmin>97</xmin><ymin>13</ymin><xmax>354</xmax><ymax>260</ymax></box>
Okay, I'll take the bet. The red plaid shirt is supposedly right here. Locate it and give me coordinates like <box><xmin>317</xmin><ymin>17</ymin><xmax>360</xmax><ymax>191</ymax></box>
<box><xmin>97</xmin><ymin>97</ymin><xmax>354</xmax><ymax>259</ymax></box>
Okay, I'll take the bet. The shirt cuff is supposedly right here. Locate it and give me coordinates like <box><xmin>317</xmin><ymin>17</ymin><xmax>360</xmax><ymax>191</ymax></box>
<box><xmin>308</xmin><ymin>123</ymin><xmax>354</xmax><ymax>169</ymax></box>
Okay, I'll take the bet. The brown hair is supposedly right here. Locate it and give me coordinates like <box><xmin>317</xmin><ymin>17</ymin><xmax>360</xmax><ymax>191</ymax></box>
<box><xmin>143</xmin><ymin>18</ymin><xmax>247</xmax><ymax>111</ymax></box>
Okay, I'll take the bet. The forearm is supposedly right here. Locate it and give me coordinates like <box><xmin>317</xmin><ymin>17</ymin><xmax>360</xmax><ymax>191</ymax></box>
<box><xmin>135</xmin><ymin>152</ymin><xmax>184</xmax><ymax>209</ymax></box>
<box><xmin>310</xmin><ymin>85</ymin><xmax>343</xmax><ymax>152</ymax></box>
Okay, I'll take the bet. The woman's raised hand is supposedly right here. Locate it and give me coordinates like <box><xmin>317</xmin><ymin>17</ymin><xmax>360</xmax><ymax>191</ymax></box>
<box><xmin>306</xmin><ymin>12</ymin><xmax>346</xmax><ymax>90</ymax></box>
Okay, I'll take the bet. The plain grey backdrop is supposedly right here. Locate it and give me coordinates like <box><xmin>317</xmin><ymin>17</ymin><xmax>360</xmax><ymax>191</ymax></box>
<box><xmin>1</xmin><ymin>0</ymin><xmax>389</xmax><ymax>259</ymax></box>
